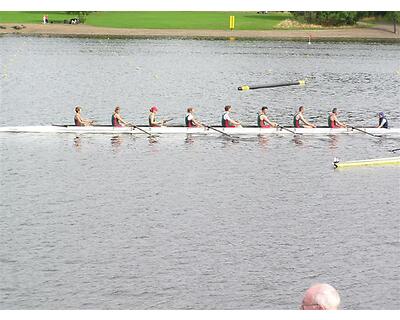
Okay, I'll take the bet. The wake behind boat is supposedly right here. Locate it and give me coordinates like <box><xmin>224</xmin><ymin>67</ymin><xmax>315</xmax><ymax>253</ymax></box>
<box><xmin>0</xmin><ymin>125</ymin><xmax>399</xmax><ymax>135</ymax></box>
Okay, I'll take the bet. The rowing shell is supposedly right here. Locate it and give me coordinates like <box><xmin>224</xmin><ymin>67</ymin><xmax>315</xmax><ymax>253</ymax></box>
<box><xmin>334</xmin><ymin>157</ymin><xmax>400</xmax><ymax>168</ymax></box>
<box><xmin>0</xmin><ymin>125</ymin><xmax>399</xmax><ymax>135</ymax></box>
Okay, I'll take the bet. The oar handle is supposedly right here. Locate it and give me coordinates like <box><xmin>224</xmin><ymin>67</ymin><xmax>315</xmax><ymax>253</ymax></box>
<box><xmin>277</xmin><ymin>124</ymin><xmax>297</xmax><ymax>135</ymax></box>
<box><xmin>203</xmin><ymin>124</ymin><xmax>239</xmax><ymax>140</ymax></box>
<box><xmin>127</xmin><ymin>123</ymin><xmax>156</xmax><ymax>138</ymax></box>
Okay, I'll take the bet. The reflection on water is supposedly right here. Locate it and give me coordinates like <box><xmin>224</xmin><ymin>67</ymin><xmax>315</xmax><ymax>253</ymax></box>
<box><xmin>111</xmin><ymin>135</ymin><xmax>124</xmax><ymax>152</ymax></box>
<box><xmin>257</xmin><ymin>135</ymin><xmax>270</xmax><ymax>149</ymax></box>
<box><xmin>292</xmin><ymin>135</ymin><xmax>304</xmax><ymax>146</ymax></box>
<box><xmin>328</xmin><ymin>135</ymin><xmax>339</xmax><ymax>149</ymax></box>
<box><xmin>185</xmin><ymin>134</ymin><xmax>195</xmax><ymax>144</ymax></box>
<box><xmin>74</xmin><ymin>136</ymin><xmax>82</xmax><ymax>150</ymax></box>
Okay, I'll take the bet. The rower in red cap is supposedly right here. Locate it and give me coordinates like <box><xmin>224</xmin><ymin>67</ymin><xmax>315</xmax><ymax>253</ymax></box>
<box><xmin>149</xmin><ymin>106</ymin><xmax>166</xmax><ymax>127</ymax></box>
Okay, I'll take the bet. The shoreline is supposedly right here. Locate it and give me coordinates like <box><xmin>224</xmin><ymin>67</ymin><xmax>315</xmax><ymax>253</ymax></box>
<box><xmin>1</xmin><ymin>23</ymin><xmax>399</xmax><ymax>42</ymax></box>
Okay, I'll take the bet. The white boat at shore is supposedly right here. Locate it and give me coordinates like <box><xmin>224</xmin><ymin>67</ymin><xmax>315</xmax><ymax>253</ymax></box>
<box><xmin>0</xmin><ymin>125</ymin><xmax>399</xmax><ymax>135</ymax></box>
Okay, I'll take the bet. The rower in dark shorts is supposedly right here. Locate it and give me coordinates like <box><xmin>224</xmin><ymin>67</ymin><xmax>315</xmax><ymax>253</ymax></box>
<box><xmin>328</xmin><ymin>108</ymin><xmax>346</xmax><ymax>128</ymax></box>
<box><xmin>377</xmin><ymin>112</ymin><xmax>389</xmax><ymax>128</ymax></box>
<box><xmin>74</xmin><ymin>106</ymin><xmax>94</xmax><ymax>126</ymax></box>
<box><xmin>111</xmin><ymin>106</ymin><xmax>128</xmax><ymax>127</ymax></box>
<box><xmin>293</xmin><ymin>106</ymin><xmax>316</xmax><ymax>128</ymax></box>
<box><xmin>258</xmin><ymin>106</ymin><xmax>277</xmax><ymax>128</ymax></box>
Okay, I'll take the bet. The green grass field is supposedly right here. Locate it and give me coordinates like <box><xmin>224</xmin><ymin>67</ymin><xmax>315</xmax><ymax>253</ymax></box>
<box><xmin>85</xmin><ymin>12</ymin><xmax>291</xmax><ymax>30</ymax></box>
<box><xmin>0</xmin><ymin>11</ymin><xmax>292</xmax><ymax>30</ymax></box>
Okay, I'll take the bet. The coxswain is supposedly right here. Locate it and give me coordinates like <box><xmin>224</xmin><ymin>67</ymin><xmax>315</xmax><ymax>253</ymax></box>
<box><xmin>328</xmin><ymin>108</ymin><xmax>346</xmax><ymax>128</ymax></box>
<box><xmin>149</xmin><ymin>106</ymin><xmax>166</xmax><ymax>127</ymax></box>
<box><xmin>111</xmin><ymin>106</ymin><xmax>128</xmax><ymax>127</ymax></box>
<box><xmin>74</xmin><ymin>106</ymin><xmax>94</xmax><ymax>126</ymax></box>
<box><xmin>221</xmin><ymin>105</ymin><xmax>241</xmax><ymax>127</ymax></box>
<box><xmin>293</xmin><ymin>106</ymin><xmax>316</xmax><ymax>128</ymax></box>
<box><xmin>185</xmin><ymin>107</ymin><xmax>202</xmax><ymax>127</ymax></box>
<box><xmin>258</xmin><ymin>106</ymin><xmax>277</xmax><ymax>128</ymax></box>
<box><xmin>377</xmin><ymin>112</ymin><xmax>389</xmax><ymax>128</ymax></box>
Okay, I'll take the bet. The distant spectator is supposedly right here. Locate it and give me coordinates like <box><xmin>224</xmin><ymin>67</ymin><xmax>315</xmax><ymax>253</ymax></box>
<box><xmin>70</xmin><ymin>18</ymin><xmax>80</xmax><ymax>24</ymax></box>
<box><xmin>301</xmin><ymin>283</ymin><xmax>340</xmax><ymax>310</ymax></box>
<box><xmin>42</xmin><ymin>15</ymin><xmax>46</xmax><ymax>24</ymax></box>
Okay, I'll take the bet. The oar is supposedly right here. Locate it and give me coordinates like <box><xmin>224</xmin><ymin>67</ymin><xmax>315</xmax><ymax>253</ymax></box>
<box><xmin>238</xmin><ymin>80</ymin><xmax>305</xmax><ymax>91</ymax></box>
<box><xmin>390</xmin><ymin>148</ymin><xmax>400</xmax><ymax>152</ymax></box>
<box><xmin>203</xmin><ymin>124</ymin><xmax>240</xmax><ymax>141</ymax></box>
<box><xmin>162</xmin><ymin>118</ymin><xmax>174</xmax><ymax>124</ymax></box>
<box><xmin>276</xmin><ymin>124</ymin><xmax>299</xmax><ymax>135</ymax></box>
<box><xmin>127</xmin><ymin>123</ymin><xmax>158</xmax><ymax>139</ymax></box>
<box><xmin>349</xmin><ymin>126</ymin><xmax>381</xmax><ymax>138</ymax></box>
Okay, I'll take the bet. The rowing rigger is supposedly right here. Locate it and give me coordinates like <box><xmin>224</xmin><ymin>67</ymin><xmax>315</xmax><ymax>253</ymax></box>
<box><xmin>0</xmin><ymin>126</ymin><xmax>399</xmax><ymax>135</ymax></box>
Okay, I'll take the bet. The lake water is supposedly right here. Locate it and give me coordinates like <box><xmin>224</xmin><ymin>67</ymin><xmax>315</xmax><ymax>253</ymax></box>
<box><xmin>0</xmin><ymin>36</ymin><xmax>399</xmax><ymax>309</ymax></box>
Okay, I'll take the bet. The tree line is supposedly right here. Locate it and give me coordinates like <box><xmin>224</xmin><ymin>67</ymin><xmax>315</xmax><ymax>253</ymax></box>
<box><xmin>291</xmin><ymin>12</ymin><xmax>399</xmax><ymax>32</ymax></box>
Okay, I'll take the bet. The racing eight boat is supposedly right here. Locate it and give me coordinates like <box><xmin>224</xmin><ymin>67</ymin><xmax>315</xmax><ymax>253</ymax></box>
<box><xmin>0</xmin><ymin>125</ymin><xmax>399</xmax><ymax>135</ymax></box>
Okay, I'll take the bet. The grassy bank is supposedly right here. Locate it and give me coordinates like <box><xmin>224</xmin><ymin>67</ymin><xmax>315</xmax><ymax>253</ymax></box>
<box><xmin>85</xmin><ymin>12</ymin><xmax>291</xmax><ymax>30</ymax></box>
<box><xmin>0</xmin><ymin>11</ymin><xmax>292</xmax><ymax>30</ymax></box>
<box><xmin>0</xmin><ymin>11</ymin><xmax>77</xmax><ymax>24</ymax></box>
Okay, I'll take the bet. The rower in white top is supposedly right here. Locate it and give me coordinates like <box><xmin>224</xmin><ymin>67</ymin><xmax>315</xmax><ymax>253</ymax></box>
<box><xmin>221</xmin><ymin>105</ymin><xmax>242</xmax><ymax>128</ymax></box>
<box><xmin>185</xmin><ymin>107</ymin><xmax>203</xmax><ymax>127</ymax></box>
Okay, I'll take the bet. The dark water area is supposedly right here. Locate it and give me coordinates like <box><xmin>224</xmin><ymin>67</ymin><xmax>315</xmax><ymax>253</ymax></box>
<box><xmin>0</xmin><ymin>36</ymin><xmax>399</xmax><ymax>309</ymax></box>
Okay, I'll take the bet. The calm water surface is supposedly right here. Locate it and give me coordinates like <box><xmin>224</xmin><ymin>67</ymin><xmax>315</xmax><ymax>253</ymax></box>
<box><xmin>0</xmin><ymin>36</ymin><xmax>399</xmax><ymax>309</ymax></box>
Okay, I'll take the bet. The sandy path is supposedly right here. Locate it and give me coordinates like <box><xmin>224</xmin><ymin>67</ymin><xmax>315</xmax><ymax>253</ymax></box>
<box><xmin>0</xmin><ymin>23</ymin><xmax>399</xmax><ymax>41</ymax></box>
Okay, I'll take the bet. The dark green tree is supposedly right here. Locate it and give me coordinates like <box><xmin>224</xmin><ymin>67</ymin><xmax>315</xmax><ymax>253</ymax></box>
<box><xmin>385</xmin><ymin>12</ymin><xmax>399</xmax><ymax>33</ymax></box>
<box><xmin>291</xmin><ymin>12</ymin><xmax>362</xmax><ymax>26</ymax></box>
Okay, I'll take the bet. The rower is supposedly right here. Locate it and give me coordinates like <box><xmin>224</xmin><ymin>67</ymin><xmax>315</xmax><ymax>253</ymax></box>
<box><xmin>293</xmin><ymin>106</ymin><xmax>316</xmax><ymax>128</ymax></box>
<box><xmin>149</xmin><ymin>106</ymin><xmax>166</xmax><ymax>127</ymax></box>
<box><xmin>111</xmin><ymin>106</ymin><xmax>128</xmax><ymax>127</ymax></box>
<box><xmin>222</xmin><ymin>105</ymin><xmax>241</xmax><ymax>127</ymax></box>
<box><xmin>74</xmin><ymin>106</ymin><xmax>94</xmax><ymax>126</ymax></box>
<box><xmin>377</xmin><ymin>112</ymin><xmax>389</xmax><ymax>128</ymax></box>
<box><xmin>328</xmin><ymin>108</ymin><xmax>346</xmax><ymax>128</ymax></box>
<box><xmin>258</xmin><ymin>106</ymin><xmax>277</xmax><ymax>128</ymax></box>
<box><xmin>185</xmin><ymin>107</ymin><xmax>202</xmax><ymax>127</ymax></box>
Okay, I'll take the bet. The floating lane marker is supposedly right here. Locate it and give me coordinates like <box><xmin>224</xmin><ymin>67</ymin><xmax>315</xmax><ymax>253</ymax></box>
<box><xmin>238</xmin><ymin>80</ymin><xmax>305</xmax><ymax>91</ymax></box>
<box><xmin>333</xmin><ymin>157</ymin><xmax>400</xmax><ymax>169</ymax></box>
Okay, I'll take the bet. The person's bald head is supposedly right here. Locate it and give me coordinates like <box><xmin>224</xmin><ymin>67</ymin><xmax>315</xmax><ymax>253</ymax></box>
<box><xmin>301</xmin><ymin>283</ymin><xmax>340</xmax><ymax>310</ymax></box>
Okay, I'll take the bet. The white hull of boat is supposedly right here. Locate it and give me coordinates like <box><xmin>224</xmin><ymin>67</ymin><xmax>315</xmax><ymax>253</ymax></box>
<box><xmin>0</xmin><ymin>126</ymin><xmax>399</xmax><ymax>135</ymax></box>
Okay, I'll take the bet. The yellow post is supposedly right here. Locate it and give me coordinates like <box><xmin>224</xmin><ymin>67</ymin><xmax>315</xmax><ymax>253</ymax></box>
<box><xmin>229</xmin><ymin>16</ymin><xmax>235</xmax><ymax>30</ymax></box>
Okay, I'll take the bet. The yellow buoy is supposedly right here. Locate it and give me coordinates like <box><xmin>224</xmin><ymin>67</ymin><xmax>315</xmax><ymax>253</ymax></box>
<box><xmin>229</xmin><ymin>16</ymin><xmax>235</xmax><ymax>30</ymax></box>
